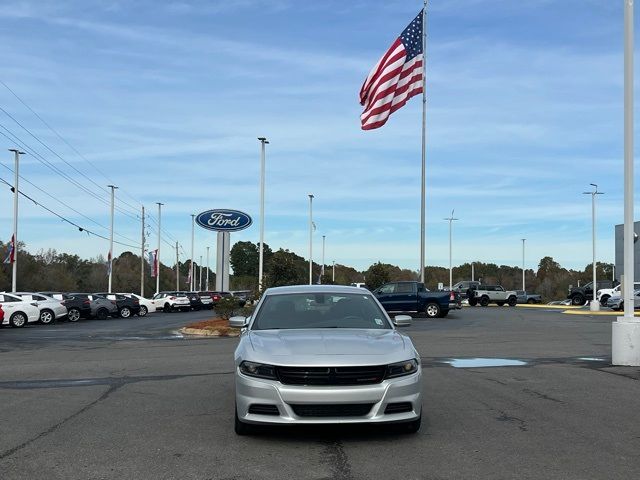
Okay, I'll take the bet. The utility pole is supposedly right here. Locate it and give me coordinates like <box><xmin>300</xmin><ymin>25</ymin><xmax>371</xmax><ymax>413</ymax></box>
<box><xmin>583</xmin><ymin>184</ymin><xmax>604</xmax><ymax>311</ymax></box>
<box><xmin>332</xmin><ymin>260</ymin><xmax>335</xmax><ymax>283</ymax></box>
<box><xmin>141</xmin><ymin>205</ymin><xmax>145</xmax><ymax>297</ymax></box>
<box><xmin>175</xmin><ymin>241</ymin><xmax>179</xmax><ymax>291</ymax></box>
<box><xmin>308</xmin><ymin>194</ymin><xmax>314</xmax><ymax>285</ymax></box>
<box><xmin>471</xmin><ymin>262</ymin><xmax>475</xmax><ymax>282</ymax></box>
<box><xmin>521</xmin><ymin>238</ymin><xmax>526</xmax><ymax>291</ymax></box>
<box><xmin>190</xmin><ymin>214</ymin><xmax>195</xmax><ymax>291</ymax></box>
<box><xmin>199</xmin><ymin>255</ymin><xmax>203</xmax><ymax>291</ymax></box>
<box><xmin>258</xmin><ymin>137</ymin><xmax>269</xmax><ymax>293</ymax></box>
<box><xmin>156</xmin><ymin>202</ymin><xmax>163</xmax><ymax>294</ymax></box>
<box><xmin>444</xmin><ymin>209</ymin><xmax>458</xmax><ymax>290</ymax></box>
<box><xmin>8</xmin><ymin>149</ymin><xmax>24</xmax><ymax>292</ymax></box>
<box><xmin>108</xmin><ymin>185</ymin><xmax>118</xmax><ymax>293</ymax></box>
<box><xmin>206</xmin><ymin>246</ymin><xmax>210</xmax><ymax>290</ymax></box>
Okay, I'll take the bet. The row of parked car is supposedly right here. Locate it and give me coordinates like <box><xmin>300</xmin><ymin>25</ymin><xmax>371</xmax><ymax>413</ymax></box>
<box><xmin>0</xmin><ymin>290</ymin><xmax>249</xmax><ymax>328</ymax></box>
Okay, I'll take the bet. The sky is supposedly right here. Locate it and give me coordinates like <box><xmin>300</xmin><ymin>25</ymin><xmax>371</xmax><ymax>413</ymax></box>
<box><xmin>0</xmin><ymin>0</ymin><xmax>636</xmax><ymax>274</ymax></box>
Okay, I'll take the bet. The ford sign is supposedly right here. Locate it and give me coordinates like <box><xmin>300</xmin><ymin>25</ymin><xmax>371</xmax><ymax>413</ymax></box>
<box><xmin>195</xmin><ymin>209</ymin><xmax>253</xmax><ymax>232</ymax></box>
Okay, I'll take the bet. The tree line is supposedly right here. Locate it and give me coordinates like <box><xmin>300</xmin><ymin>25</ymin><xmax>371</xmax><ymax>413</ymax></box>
<box><xmin>0</xmin><ymin>240</ymin><xmax>612</xmax><ymax>301</ymax></box>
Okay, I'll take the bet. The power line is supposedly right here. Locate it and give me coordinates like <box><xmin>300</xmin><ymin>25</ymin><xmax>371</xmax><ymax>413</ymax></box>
<box><xmin>0</xmin><ymin>79</ymin><xmax>144</xmax><ymax>214</ymax></box>
<box><xmin>0</xmin><ymin>176</ymin><xmax>138</xmax><ymax>249</ymax></box>
<box><xmin>0</xmin><ymin>161</ymin><xmax>139</xmax><ymax>246</ymax></box>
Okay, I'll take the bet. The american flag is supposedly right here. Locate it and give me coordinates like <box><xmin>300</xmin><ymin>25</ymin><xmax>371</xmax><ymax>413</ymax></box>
<box><xmin>359</xmin><ymin>10</ymin><xmax>424</xmax><ymax>130</ymax></box>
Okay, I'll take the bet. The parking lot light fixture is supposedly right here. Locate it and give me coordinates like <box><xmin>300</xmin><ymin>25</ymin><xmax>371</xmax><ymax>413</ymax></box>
<box><xmin>444</xmin><ymin>210</ymin><xmax>458</xmax><ymax>290</ymax></box>
<box><xmin>258</xmin><ymin>137</ymin><xmax>268</xmax><ymax>293</ymax></box>
<box><xmin>583</xmin><ymin>184</ymin><xmax>604</xmax><ymax>312</ymax></box>
<box><xmin>308</xmin><ymin>194</ymin><xmax>314</xmax><ymax>285</ymax></box>
<box><xmin>521</xmin><ymin>239</ymin><xmax>526</xmax><ymax>291</ymax></box>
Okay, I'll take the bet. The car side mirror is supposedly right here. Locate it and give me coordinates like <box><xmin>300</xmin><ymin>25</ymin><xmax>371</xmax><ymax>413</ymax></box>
<box><xmin>393</xmin><ymin>315</ymin><xmax>412</xmax><ymax>327</ymax></box>
<box><xmin>229</xmin><ymin>316</ymin><xmax>248</xmax><ymax>328</ymax></box>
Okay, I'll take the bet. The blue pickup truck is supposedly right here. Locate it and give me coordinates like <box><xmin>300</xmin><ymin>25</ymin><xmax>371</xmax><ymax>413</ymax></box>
<box><xmin>372</xmin><ymin>281</ymin><xmax>458</xmax><ymax>318</ymax></box>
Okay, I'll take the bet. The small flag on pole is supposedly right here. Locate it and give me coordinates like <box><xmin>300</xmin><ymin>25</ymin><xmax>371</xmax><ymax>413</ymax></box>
<box><xmin>106</xmin><ymin>250</ymin><xmax>112</xmax><ymax>277</ymax></box>
<box><xmin>148</xmin><ymin>249</ymin><xmax>158</xmax><ymax>278</ymax></box>
<box><xmin>3</xmin><ymin>235</ymin><xmax>15</xmax><ymax>264</ymax></box>
<box><xmin>359</xmin><ymin>10</ymin><xmax>424</xmax><ymax>130</ymax></box>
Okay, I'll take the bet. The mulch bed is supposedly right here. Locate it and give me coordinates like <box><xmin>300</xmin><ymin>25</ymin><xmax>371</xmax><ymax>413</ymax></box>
<box><xmin>181</xmin><ymin>318</ymin><xmax>240</xmax><ymax>337</ymax></box>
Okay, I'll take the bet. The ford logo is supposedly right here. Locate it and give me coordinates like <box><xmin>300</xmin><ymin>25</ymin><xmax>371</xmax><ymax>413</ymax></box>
<box><xmin>195</xmin><ymin>209</ymin><xmax>253</xmax><ymax>232</ymax></box>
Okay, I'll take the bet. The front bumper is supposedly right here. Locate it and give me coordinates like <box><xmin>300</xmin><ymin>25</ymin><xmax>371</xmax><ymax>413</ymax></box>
<box><xmin>235</xmin><ymin>369</ymin><xmax>422</xmax><ymax>425</ymax></box>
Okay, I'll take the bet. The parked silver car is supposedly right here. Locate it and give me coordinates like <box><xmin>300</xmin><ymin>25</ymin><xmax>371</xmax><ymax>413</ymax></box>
<box><xmin>231</xmin><ymin>285</ymin><xmax>422</xmax><ymax>435</ymax></box>
<box><xmin>606</xmin><ymin>290</ymin><xmax>640</xmax><ymax>311</ymax></box>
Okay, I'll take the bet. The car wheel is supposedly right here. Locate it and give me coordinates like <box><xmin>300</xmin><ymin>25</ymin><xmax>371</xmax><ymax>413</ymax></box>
<box><xmin>527</xmin><ymin>298</ymin><xmax>535</xmax><ymax>304</ymax></box>
<box><xmin>119</xmin><ymin>307</ymin><xmax>131</xmax><ymax>318</ymax></box>
<box><xmin>572</xmin><ymin>294</ymin><xmax>585</xmax><ymax>306</ymax></box>
<box><xmin>164</xmin><ymin>303</ymin><xmax>172</xmax><ymax>312</ymax></box>
<box><xmin>40</xmin><ymin>309</ymin><xmax>55</xmax><ymax>324</ymax></box>
<box><xmin>403</xmin><ymin>415</ymin><xmax>422</xmax><ymax>434</ymax></box>
<box><xmin>600</xmin><ymin>295</ymin><xmax>610</xmax><ymax>307</ymax></box>
<box><xmin>234</xmin><ymin>407</ymin><xmax>252</xmax><ymax>436</ymax></box>
<box><xmin>508</xmin><ymin>296</ymin><xmax>517</xmax><ymax>307</ymax></box>
<box><xmin>67</xmin><ymin>308</ymin><xmax>81</xmax><ymax>322</ymax></box>
<box><xmin>496</xmin><ymin>302</ymin><xmax>505</xmax><ymax>307</ymax></box>
<box><xmin>480</xmin><ymin>296</ymin><xmax>490</xmax><ymax>307</ymax></box>
<box><xmin>96</xmin><ymin>308</ymin><xmax>109</xmax><ymax>320</ymax></box>
<box><xmin>139</xmin><ymin>305</ymin><xmax>148</xmax><ymax>317</ymax></box>
<box><xmin>425</xmin><ymin>302</ymin><xmax>441</xmax><ymax>318</ymax></box>
<box><xmin>468</xmin><ymin>297</ymin><xmax>477</xmax><ymax>306</ymax></box>
<box><xmin>10</xmin><ymin>312</ymin><xmax>27</xmax><ymax>328</ymax></box>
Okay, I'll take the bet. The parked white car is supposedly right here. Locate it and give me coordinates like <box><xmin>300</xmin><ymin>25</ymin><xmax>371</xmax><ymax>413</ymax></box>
<box><xmin>119</xmin><ymin>293</ymin><xmax>157</xmax><ymax>316</ymax></box>
<box><xmin>14</xmin><ymin>292</ymin><xmax>67</xmax><ymax>324</ymax></box>
<box><xmin>0</xmin><ymin>292</ymin><xmax>41</xmax><ymax>327</ymax></box>
<box><xmin>596</xmin><ymin>282</ymin><xmax>640</xmax><ymax>306</ymax></box>
<box><xmin>152</xmin><ymin>291</ymin><xmax>191</xmax><ymax>312</ymax></box>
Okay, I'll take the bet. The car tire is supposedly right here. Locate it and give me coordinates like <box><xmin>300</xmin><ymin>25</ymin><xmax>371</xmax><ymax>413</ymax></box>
<box><xmin>572</xmin><ymin>294</ymin><xmax>585</xmax><ymax>306</ymax></box>
<box><xmin>480</xmin><ymin>296</ymin><xmax>490</xmax><ymax>307</ymax></box>
<box><xmin>67</xmin><ymin>308</ymin><xmax>81</xmax><ymax>322</ymax></box>
<box><xmin>508</xmin><ymin>296</ymin><xmax>517</xmax><ymax>307</ymax></box>
<box><xmin>234</xmin><ymin>407</ymin><xmax>252</xmax><ymax>436</ymax></box>
<box><xmin>139</xmin><ymin>305</ymin><xmax>148</xmax><ymax>317</ymax></box>
<box><xmin>496</xmin><ymin>302</ymin><xmax>505</xmax><ymax>307</ymax></box>
<box><xmin>10</xmin><ymin>312</ymin><xmax>27</xmax><ymax>328</ymax></box>
<box><xmin>119</xmin><ymin>307</ymin><xmax>131</xmax><ymax>318</ymax></box>
<box><xmin>96</xmin><ymin>308</ymin><xmax>109</xmax><ymax>320</ymax></box>
<box><xmin>468</xmin><ymin>297</ymin><xmax>477</xmax><ymax>307</ymax></box>
<box><xmin>164</xmin><ymin>303</ymin><xmax>172</xmax><ymax>312</ymax></box>
<box><xmin>527</xmin><ymin>298</ymin><xmax>535</xmax><ymax>304</ymax></box>
<box><xmin>403</xmin><ymin>415</ymin><xmax>422</xmax><ymax>434</ymax></box>
<box><xmin>40</xmin><ymin>309</ymin><xmax>55</xmax><ymax>324</ymax></box>
<box><xmin>600</xmin><ymin>295</ymin><xmax>610</xmax><ymax>307</ymax></box>
<box><xmin>425</xmin><ymin>302</ymin><xmax>441</xmax><ymax>318</ymax></box>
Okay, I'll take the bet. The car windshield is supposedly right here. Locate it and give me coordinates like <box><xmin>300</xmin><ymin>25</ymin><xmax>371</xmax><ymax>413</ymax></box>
<box><xmin>251</xmin><ymin>292</ymin><xmax>390</xmax><ymax>330</ymax></box>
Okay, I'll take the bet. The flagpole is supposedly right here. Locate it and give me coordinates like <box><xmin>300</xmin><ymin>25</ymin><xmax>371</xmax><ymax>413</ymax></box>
<box><xmin>9</xmin><ymin>149</ymin><xmax>24</xmax><ymax>292</ymax></box>
<box><xmin>156</xmin><ymin>202</ymin><xmax>163</xmax><ymax>294</ymax></box>
<box><xmin>140</xmin><ymin>205</ymin><xmax>145</xmax><ymax>297</ymax></box>
<box><xmin>419</xmin><ymin>0</ymin><xmax>427</xmax><ymax>283</ymax></box>
<box><xmin>108</xmin><ymin>185</ymin><xmax>117</xmax><ymax>293</ymax></box>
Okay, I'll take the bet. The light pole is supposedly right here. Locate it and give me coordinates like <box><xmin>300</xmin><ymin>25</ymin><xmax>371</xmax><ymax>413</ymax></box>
<box><xmin>308</xmin><ymin>194</ymin><xmax>314</xmax><ymax>285</ymax></box>
<box><xmin>199</xmin><ymin>255</ymin><xmax>203</xmax><ymax>291</ymax></box>
<box><xmin>521</xmin><ymin>239</ymin><xmax>526</xmax><ymax>291</ymax></box>
<box><xmin>258</xmin><ymin>137</ymin><xmax>268</xmax><ymax>293</ymax></box>
<box><xmin>471</xmin><ymin>262</ymin><xmax>475</xmax><ymax>282</ymax></box>
<box><xmin>613</xmin><ymin>0</ymin><xmax>639</xmax><ymax>366</ymax></box>
<box><xmin>321</xmin><ymin>235</ymin><xmax>326</xmax><ymax>284</ymax></box>
<box><xmin>206</xmin><ymin>246</ymin><xmax>210</xmax><ymax>291</ymax></box>
<box><xmin>444</xmin><ymin>209</ymin><xmax>458</xmax><ymax>290</ymax></box>
<box><xmin>190</xmin><ymin>214</ymin><xmax>195</xmax><ymax>291</ymax></box>
<box><xmin>140</xmin><ymin>205</ymin><xmax>145</xmax><ymax>297</ymax></box>
<box><xmin>175</xmin><ymin>241</ymin><xmax>179</xmax><ymax>291</ymax></box>
<box><xmin>583</xmin><ymin>184</ymin><xmax>604</xmax><ymax>311</ymax></box>
<box><xmin>107</xmin><ymin>185</ymin><xmax>118</xmax><ymax>293</ymax></box>
<box><xmin>332</xmin><ymin>260</ymin><xmax>335</xmax><ymax>283</ymax></box>
<box><xmin>155</xmin><ymin>203</ymin><xmax>163</xmax><ymax>294</ymax></box>
<box><xmin>8</xmin><ymin>149</ymin><xmax>24</xmax><ymax>292</ymax></box>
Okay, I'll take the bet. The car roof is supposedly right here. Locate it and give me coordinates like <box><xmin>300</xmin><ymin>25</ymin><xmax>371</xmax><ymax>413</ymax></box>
<box><xmin>264</xmin><ymin>285</ymin><xmax>372</xmax><ymax>296</ymax></box>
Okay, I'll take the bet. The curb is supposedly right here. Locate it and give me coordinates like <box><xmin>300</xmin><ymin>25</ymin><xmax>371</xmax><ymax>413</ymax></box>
<box><xmin>180</xmin><ymin>327</ymin><xmax>240</xmax><ymax>337</ymax></box>
<box><xmin>562</xmin><ymin>309</ymin><xmax>640</xmax><ymax>317</ymax></box>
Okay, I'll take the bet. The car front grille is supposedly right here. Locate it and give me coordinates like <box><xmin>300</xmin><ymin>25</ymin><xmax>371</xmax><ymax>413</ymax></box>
<box><xmin>384</xmin><ymin>402</ymin><xmax>413</xmax><ymax>414</ymax></box>
<box><xmin>290</xmin><ymin>403</ymin><xmax>374</xmax><ymax>417</ymax></box>
<box><xmin>248</xmin><ymin>404</ymin><xmax>280</xmax><ymax>416</ymax></box>
<box><xmin>276</xmin><ymin>366</ymin><xmax>386</xmax><ymax>386</ymax></box>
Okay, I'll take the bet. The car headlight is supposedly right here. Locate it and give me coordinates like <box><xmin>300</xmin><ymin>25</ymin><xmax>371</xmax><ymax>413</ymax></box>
<box><xmin>239</xmin><ymin>361</ymin><xmax>277</xmax><ymax>380</ymax></box>
<box><xmin>386</xmin><ymin>359</ymin><xmax>419</xmax><ymax>378</ymax></box>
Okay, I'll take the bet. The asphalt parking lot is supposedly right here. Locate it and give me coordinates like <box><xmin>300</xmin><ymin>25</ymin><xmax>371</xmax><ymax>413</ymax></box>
<box><xmin>1</xmin><ymin>307</ymin><xmax>639</xmax><ymax>480</ymax></box>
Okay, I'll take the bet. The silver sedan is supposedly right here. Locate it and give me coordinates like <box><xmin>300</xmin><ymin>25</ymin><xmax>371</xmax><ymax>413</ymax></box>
<box><xmin>231</xmin><ymin>285</ymin><xmax>422</xmax><ymax>435</ymax></box>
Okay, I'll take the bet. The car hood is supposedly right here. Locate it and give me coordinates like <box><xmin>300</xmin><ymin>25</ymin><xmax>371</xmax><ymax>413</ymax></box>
<box><xmin>242</xmin><ymin>329</ymin><xmax>413</xmax><ymax>366</ymax></box>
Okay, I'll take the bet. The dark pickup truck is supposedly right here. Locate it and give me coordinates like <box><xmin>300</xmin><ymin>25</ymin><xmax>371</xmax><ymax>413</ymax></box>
<box><xmin>567</xmin><ymin>280</ymin><xmax>617</xmax><ymax>306</ymax></box>
<box><xmin>372</xmin><ymin>281</ymin><xmax>458</xmax><ymax>318</ymax></box>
